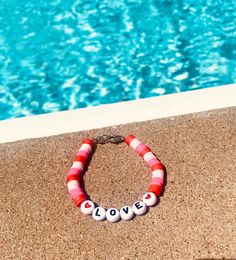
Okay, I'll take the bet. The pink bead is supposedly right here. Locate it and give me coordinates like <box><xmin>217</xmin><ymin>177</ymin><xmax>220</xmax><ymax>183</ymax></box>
<box><xmin>135</xmin><ymin>143</ymin><xmax>147</xmax><ymax>154</ymax></box>
<box><xmin>76</xmin><ymin>149</ymin><xmax>89</xmax><ymax>159</ymax></box>
<box><xmin>70</xmin><ymin>188</ymin><xmax>84</xmax><ymax>199</ymax></box>
<box><xmin>147</xmin><ymin>157</ymin><xmax>161</xmax><ymax>167</ymax></box>
<box><xmin>151</xmin><ymin>177</ymin><xmax>164</xmax><ymax>186</ymax></box>
<box><xmin>68</xmin><ymin>168</ymin><xmax>82</xmax><ymax>175</ymax></box>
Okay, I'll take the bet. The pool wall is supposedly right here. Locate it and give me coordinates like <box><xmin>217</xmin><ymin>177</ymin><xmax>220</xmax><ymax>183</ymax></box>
<box><xmin>0</xmin><ymin>84</ymin><xmax>235</xmax><ymax>143</ymax></box>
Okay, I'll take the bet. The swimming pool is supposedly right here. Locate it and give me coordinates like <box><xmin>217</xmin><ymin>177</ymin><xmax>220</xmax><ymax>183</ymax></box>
<box><xmin>0</xmin><ymin>0</ymin><xmax>235</xmax><ymax>120</ymax></box>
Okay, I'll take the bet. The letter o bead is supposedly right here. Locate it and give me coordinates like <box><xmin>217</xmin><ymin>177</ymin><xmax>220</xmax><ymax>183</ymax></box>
<box><xmin>92</xmin><ymin>207</ymin><xmax>106</xmax><ymax>221</ymax></box>
<box><xmin>143</xmin><ymin>192</ymin><xmax>157</xmax><ymax>207</ymax></box>
<box><xmin>106</xmin><ymin>208</ymin><xmax>120</xmax><ymax>223</ymax></box>
<box><xmin>80</xmin><ymin>200</ymin><xmax>95</xmax><ymax>215</ymax></box>
<box><xmin>120</xmin><ymin>206</ymin><xmax>134</xmax><ymax>221</ymax></box>
<box><xmin>132</xmin><ymin>201</ymin><xmax>147</xmax><ymax>216</ymax></box>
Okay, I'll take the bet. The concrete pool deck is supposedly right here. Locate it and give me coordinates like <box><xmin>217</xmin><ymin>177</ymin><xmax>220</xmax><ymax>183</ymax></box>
<box><xmin>0</xmin><ymin>107</ymin><xmax>235</xmax><ymax>259</ymax></box>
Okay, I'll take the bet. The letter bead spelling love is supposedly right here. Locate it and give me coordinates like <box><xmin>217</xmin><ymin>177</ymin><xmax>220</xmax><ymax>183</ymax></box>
<box><xmin>106</xmin><ymin>208</ymin><xmax>120</xmax><ymax>223</ymax></box>
<box><xmin>92</xmin><ymin>206</ymin><xmax>106</xmax><ymax>221</ymax></box>
<box><xmin>66</xmin><ymin>134</ymin><xmax>165</xmax><ymax>222</ymax></box>
<box><xmin>120</xmin><ymin>206</ymin><xmax>134</xmax><ymax>221</ymax></box>
<box><xmin>132</xmin><ymin>201</ymin><xmax>147</xmax><ymax>215</ymax></box>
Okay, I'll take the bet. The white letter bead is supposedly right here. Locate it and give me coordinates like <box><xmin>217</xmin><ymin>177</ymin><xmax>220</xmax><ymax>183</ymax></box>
<box><xmin>92</xmin><ymin>207</ymin><xmax>106</xmax><ymax>221</ymax></box>
<box><xmin>80</xmin><ymin>200</ymin><xmax>95</xmax><ymax>215</ymax></box>
<box><xmin>120</xmin><ymin>206</ymin><xmax>134</xmax><ymax>221</ymax></box>
<box><xmin>143</xmin><ymin>192</ymin><xmax>157</xmax><ymax>207</ymax></box>
<box><xmin>106</xmin><ymin>208</ymin><xmax>120</xmax><ymax>223</ymax></box>
<box><xmin>132</xmin><ymin>201</ymin><xmax>147</xmax><ymax>215</ymax></box>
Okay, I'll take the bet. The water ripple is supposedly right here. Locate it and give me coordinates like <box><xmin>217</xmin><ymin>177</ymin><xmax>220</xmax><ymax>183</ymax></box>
<box><xmin>0</xmin><ymin>0</ymin><xmax>236</xmax><ymax>120</ymax></box>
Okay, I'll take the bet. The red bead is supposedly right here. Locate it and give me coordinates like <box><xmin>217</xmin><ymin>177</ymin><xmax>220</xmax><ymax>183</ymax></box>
<box><xmin>125</xmin><ymin>134</ymin><xmax>136</xmax><ymax>145</ymax></box>
<box><xmin>148</xmin><ymin>184</ymin><xmax>163</xmax><ymax>196</ymax></box>
<box><xmin>75</xmin><ymin>155</ymin><xmax>87</xmax><ymax>164</ymax></box>
<box><xmin>73</xmin><ymin>194</ymin><xmax>87</xmax><ymax>207</ymax></box>
<box><xmin>151</xmin><ymin>163</ymin><xmax>165</xmax><ymax>171</ymax></box>
<box><xmin>82</xmin><ymin>138</ymin><xmax>94</xmax><ymax>146</ymax></box>
<box><xmin>139</xmin><ymin>147</ymin><xmax>151</xmax><ymax>157</ymax></box>
<box><xmin>66</xmin><ymin>174</ymin><xmax>80</xmax><ymax>183</ymax></box>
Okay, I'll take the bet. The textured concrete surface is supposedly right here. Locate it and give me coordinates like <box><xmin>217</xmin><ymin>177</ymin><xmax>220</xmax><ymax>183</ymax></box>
<box><xmin>0</xmin><ymin>107</ymin><xmax>236</xmax><ymax>260</ymax></box>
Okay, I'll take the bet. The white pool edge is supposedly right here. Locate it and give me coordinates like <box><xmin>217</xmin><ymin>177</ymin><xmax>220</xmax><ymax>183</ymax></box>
<box><xmin>0</xmin><ymin>84</ymin><xmax>235</xmax><ymax>144</ymax></box>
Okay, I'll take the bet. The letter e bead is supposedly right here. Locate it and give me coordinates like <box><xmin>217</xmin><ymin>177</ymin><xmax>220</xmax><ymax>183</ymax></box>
<box><xmin>132</xmin><ymin>201</ymin><xmax>147</xmax><ymax>215</ymax></box>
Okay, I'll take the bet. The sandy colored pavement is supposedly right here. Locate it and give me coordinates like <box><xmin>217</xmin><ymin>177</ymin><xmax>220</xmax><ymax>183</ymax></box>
<box><xmin>0</xmin><ymin>107</ymin><xmax>236</xmax><ymax>260</ymax></box>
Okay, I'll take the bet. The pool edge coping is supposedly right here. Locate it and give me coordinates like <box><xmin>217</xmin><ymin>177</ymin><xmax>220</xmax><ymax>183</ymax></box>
<box><xmin>0</xmin><ymin>84</ymin><xmax>235</xmax><ymax>144</ymax></box>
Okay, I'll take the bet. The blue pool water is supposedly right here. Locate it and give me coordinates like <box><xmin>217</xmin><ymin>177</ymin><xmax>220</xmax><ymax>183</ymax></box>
<box><xmin>0</xmin><ymin>1</ymin><xmax>236</xmax><ymax>120</ymax></box>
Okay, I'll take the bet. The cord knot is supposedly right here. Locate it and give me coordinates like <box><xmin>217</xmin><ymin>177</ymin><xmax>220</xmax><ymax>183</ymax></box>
<box><xmin>92</xmin><ymin>135</ymin><xmax>124</xmax><ymax>145</ymax></box>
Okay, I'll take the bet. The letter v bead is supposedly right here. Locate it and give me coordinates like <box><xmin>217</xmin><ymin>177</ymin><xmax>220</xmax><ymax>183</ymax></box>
<box><xmin>120</xmin><ymin>206</ymin><xmax>134</xmax><ymax>221</ymax></box>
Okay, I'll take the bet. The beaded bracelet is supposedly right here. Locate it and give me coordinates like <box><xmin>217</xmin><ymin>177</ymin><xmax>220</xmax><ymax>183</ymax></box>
<box><xmin>66</xmin><ymin>134</ymin><xmax>165</xmax><ymax>222</ymax></box>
